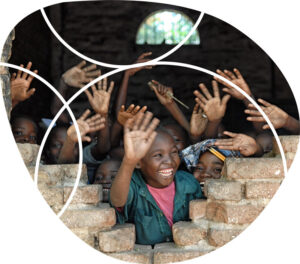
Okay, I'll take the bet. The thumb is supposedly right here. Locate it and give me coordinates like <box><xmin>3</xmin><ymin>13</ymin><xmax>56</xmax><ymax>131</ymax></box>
<box><xmin>221</xmin><ymin>94</ymin><xmax>231</xmax><ymax>105</ymax></box>
<box><xmin>27</xmin><ymin>88</ymin><xmax>36</xmax><ymax>97</ymax></box>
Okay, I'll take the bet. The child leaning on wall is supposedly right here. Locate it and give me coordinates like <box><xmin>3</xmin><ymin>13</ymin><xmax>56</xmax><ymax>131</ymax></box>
<box><xmin>109</xmin><ymin>111</ymin><xmax>203</xmax><ymax>245</ymax></box>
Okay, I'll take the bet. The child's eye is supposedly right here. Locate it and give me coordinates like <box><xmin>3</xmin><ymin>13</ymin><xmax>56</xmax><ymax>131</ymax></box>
<box><xmin>194</xmin><ymin>167</ymin><xmax>204</xmax><ymax>172</ymax></box>
<box><xmin>153</xmin><ymin>153</ymin><xmax>162</xmax><ymax>158</ymax></box>
<box><xmin>29</xmin><ymin>136</ymin><xmax>37</xmax><ymax>141</ymax></box>
<box><xmin>214</xmin><ymin>168</ymin><xmax>222</xmax><ymax>174</ymax></box>
<box><xmin>14</xmin><ymin>131</ymin><xmax>23</xmax><ymax>136</ymax></box>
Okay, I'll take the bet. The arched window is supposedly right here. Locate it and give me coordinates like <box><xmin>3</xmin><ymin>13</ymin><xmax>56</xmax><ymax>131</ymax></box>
<box><xmin>136</xmin><ymin>10</ymin><xmax>200</xmax><ymax>45</ymax></box>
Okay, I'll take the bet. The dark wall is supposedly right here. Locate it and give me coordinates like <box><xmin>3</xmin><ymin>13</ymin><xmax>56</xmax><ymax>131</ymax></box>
<box><xmin>8</xmin><ymin>0</ymin><xmax>298</xmax><ymax>134</ymax></box>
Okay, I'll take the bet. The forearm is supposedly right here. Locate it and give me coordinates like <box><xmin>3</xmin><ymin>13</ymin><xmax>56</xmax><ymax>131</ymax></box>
<box><xmin>110</xmin><ymin>157</ymin><xmax>136</xmax><ymax>207</ymax></box>
<box><xmin>204</xmin><ymin>120</ymin><xmax>221</xmax><ymax>138</ymax></box>
<box><xmin>92</xmin><ymin>119</ymin><xmax>111</xmax><ymax>159</ymax></box>
<box><xmin>284</xmin><ymin>115</ymin><xmax>300</xmax><ymax>134</ymax></box>
<box><xmin>58</xmin><ymin>137</ymin><xmax>77</xmax><ymax>164</ymax></box>
<box><xmin>110</xmin><ymin>121</ymin><xmax>123</xmax><ymax>147</ymax></box>
<box><xmin>165</xmin><ymin>102</ymin><xmax>190</xmax><ymax>132</ymax></box>
<box><xmin>115</xmin><ymin>72</ymin><xmax>130</xmax><ymax>118</ymax></box>
<box><xmin>51</xmin><ymin>78</ymin><xmax>69</xmax><ymax>123</ymax></box>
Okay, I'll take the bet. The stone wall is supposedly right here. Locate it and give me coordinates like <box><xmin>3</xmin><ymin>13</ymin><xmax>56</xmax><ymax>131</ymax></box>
<box><xmin>16</xmin><ymin>135</ymin><xmax>299</xmax><ymax>263</ymax></box>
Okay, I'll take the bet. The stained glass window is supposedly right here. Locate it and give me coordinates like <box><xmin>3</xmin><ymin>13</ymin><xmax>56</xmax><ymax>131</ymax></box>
<box><xmin>136</xmin><ymin>10</ymin><xmax>200</xmax><ymax>45</ymax></box>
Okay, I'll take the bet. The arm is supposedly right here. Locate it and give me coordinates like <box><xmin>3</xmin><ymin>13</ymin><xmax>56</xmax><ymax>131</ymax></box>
<box><xmin>215</xmin><ymin>131</ymin><xmax>264</xmax><ymax>157</ymax></box>
<box><xmin>245</xmin><ymin>98</ymin><xmax>300</xmax><ymax>134</ymax></box>
<box><xmin>110</xmin><ymin>111</ymin><xmax>160</xmax><ymax>207</ymax></box>
<box><xmin>193</xmin><ymin>81</ymin><xmax>230</xmax><ymax>138</ymax></box>
<box><xmin>10</xmin><ymin>62</ymin><xmax>37</xmax><ymax>108</ymax></box>
<box><xmin>58</xmin><ymin>109</ymin><xmax>106</xmax><ymax>163</ymax></box>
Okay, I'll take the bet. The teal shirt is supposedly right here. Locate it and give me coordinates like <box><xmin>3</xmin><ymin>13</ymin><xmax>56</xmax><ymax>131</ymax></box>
<box><xmin>110</xmin><ymin>169</ymin><xmax>203</xmax><ymax>245</ymax></box>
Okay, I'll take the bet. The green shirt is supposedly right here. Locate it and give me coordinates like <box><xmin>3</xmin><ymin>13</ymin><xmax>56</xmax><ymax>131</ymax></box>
<box><xmin>110</xmin><ymin>169</ymin><xmax>203</xmax><ymax>245</ymax></box>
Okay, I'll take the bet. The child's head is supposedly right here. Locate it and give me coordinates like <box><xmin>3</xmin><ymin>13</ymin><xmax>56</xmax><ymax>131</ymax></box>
<box><xmin>137</xmin><ymin>129</ymin><xmax>181</xmax><ymax>188</ymax></box>
<box><xmin>163</xmin><ymin>123</ymin><xmax>188</xmax><ymax>151</ymax></box>
<box><xmin>11</xmin><ymin>115</ymin><xmax>38</xmax><ymax>144</ymax></box>
<box><xmin>94</xmin><ymin>159</ymin><xmax>121</xmax><ymax>202</ymax></box>
<box><xmin>193</xmin><ymin>151</ymin><xmax>223</xmax><ymax>183</ymax></box>
<box><xmin>45</xmin><ymin>124</ymin><xmax>69</xmax><ymax>164</ymax></box>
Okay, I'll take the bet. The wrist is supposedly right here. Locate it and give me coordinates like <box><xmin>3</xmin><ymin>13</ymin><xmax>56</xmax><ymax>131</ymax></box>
<box><xmin>123</xmin><ymin>155</ymin><xmax>139</xmax><ymax>167</ymax></box>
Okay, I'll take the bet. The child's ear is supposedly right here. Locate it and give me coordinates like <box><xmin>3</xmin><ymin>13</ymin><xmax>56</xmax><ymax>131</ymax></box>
<box><xmin>135</xmin><ymin>162</ymin><xmax>141</xmax><ymax>169</ymax></box>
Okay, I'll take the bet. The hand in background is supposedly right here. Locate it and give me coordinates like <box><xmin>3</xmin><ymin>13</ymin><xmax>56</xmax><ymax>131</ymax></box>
<box><xmin>190</xmin><ymin>104</ymin><xmax>208</xmax><ymax>138</ymax></box>
<box><xmin>117</xmin><ymin>104</ymin><xmax>147</xmax><ymax>126</ymax></box>
<box><xmin>150</xmin><ymin>80</ymin><xmax>174</xmax><ymax>105</ymax></box>
<box><xmin>126</xmin><ymin>52</ymin><xmax>153</xmax><ymax>76</ymax></box>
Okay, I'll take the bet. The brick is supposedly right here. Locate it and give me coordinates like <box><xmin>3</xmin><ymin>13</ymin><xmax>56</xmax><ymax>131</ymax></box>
<box><xmin>172</xmin><ymin>221</ymin><xmax>206</xmax><ymax>246</ymax></box>
<box><xmin>60</xmin><ymin>208</ymin><xmax>116</xmax><ymax>229</ymax></box>
<box><xmin>108</xmin><ymin>244</ymin><xmax>152</xmax><ymax>264</ymax></box>
<box><xmin>98</xmin><ymin>224</ymin><xmax>135</xmax><ymax>253</ymax></box>
<box><xmin>207</xmin><ymin>228</ymin><xmax>243</xmax><ymax>247</ymax></box>
<box><xmin>272</xmin><ymin>136</ymin><xmax>299</xmax><ymax>155</ymax></box>
<box><xmin>39</xmin><ymin>186</ymin><xmax>64</xmax><ymax>207</ymax></box>
<box><xmin>153</xmin><ymin>242</ymin><xmax>208</xmax><ymax>264</ymax></box>
<box><xmin>223</xmin><ymin>158</ymin><xmax>284</xmax><ymax>180</ymax></box>
<box><xmin>206</xmin><ymin>179</ymin><xmax>243</xmax><ymax>201</ymax></box>
<box><xmin>70</xmin><ymin>227</ymin><xmax>95</xmax><ymax>247</ymax></box>
<box><xmin>189</xmin><ymin>199</ymin><xmax>207</xmax><ymax>220</ymax></box>
<box><xmin>245</xmin><ymin>181</ymin><xmax>281</xmax><ymax>199</ymax></box>
<box><xmin>63</xmin><ymin>164</ymin><xmax>88</xmax><ymax>185</ymax></box>
<box><xmin>206</xmin><ymin>202</ymin><xmax>264</xmax><ymax>224</ymax></box>
<box><xmin>17</xmin><ymin>143</ymin><xmax>39</xmax><ymax>166</ymax></box>
<box><xmin>64</xmin><ymin>185</ymin><xmax>102</xmax><ymax>205</ymax></box>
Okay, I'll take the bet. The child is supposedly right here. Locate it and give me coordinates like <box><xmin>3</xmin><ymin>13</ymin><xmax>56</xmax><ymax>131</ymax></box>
<box><xmin>93</xmin><ymin>159</ymin><xmax>121</xmax><ymax>202</ymax></box>
<box><xmin>10</xmin><ymin>115</ymin><xmax>39</xmax><ymax>144</ymax></box>
<box><xmin>110</xmin><ymin>111</ymin><xmax>203</xmax><ymax>245</ymax></box>
<box><xmin>163</xmin><ymin>123</ymin><xmax>188</xmax><ymax>151</ymax></box>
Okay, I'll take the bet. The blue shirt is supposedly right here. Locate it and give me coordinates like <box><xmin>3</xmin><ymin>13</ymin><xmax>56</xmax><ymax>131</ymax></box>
<box><xmin>110</xmin><ymin>169</ymin><xmax>203</xmax><ymax>245</ymax></box>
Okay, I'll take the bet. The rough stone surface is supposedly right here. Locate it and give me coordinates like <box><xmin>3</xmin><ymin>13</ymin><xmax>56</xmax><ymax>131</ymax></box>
<box><xmin>245</xmin><ymin>181</ymin><xmax>281</xmax><ymax>199</ymax></box>
<box><xmin>61</xmin><ymin>208</ymin><xmax>116</xmax><ymax>229</ymax></box>
<box><xmin>98</xmin><ymin>224</ymin><xmax>135</xmax><ymax>253</ymax></box>
<box><xmin>71</xmin><ymin>227</ymin><xmax>95</xmax><ymax>247</ymax></box>
<box><xmin>223</xmin><ymin>158</ymin><xmax>284</xmax><ymax>180</ymax></box>
<box><xmin>189</xmin><ymin>199</ymin><xmax>207</xmax><ymax>221</ymax></box>
<box><xmin>64</xmin><ymin>185</ymin><xmax>102</xmax><ymax>204</ymax></box>
<box><xmin>272</xmin><ymin>136</ymin><xmax>299</xmax><ymax>155</ymax></box>
<box><xmin>39</xmin><ymin>186</ymin><xmax>64</xmax><ymax>207</ymax></box>
<box><xmin>207</xmin><ymin>228</ymin><xmax>243</xmax><ymax>247</ymax></box>
<box><xmin>206</xmin><ymin>179</ymin><xmax>243</xmax><ymax>201</ymax></box>
<box><xmin>206</xmin><ymin>202</ymin><xmax>264</xmax><ymax>224</ymax></box>
<box><xmin>172</xmin><ymin>221</ymin><xmax>207</xmax><ymax>246</ymax></box>
<box><xmin>17</xmin><ymin>143</ymin><xmax>39</xmax><ymax>167</ymax></box>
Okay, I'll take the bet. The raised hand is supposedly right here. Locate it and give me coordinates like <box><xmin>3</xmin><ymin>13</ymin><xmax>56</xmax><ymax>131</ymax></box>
<box><xmin>150</xmin><ymin>80</ymin><xmax>173</xmax><ymax>105</ymax></box>
<box><xmin>123</xmin><ymin>111</ymin><xmax>160</xmax><ymax>164</ymax></box>
<box><xmin>67</xmin><ymin>109</ymin><xmax>106</xmax><ymax>143</ymax></box>
<box><xmin>85</xmin><ymin>77</ymin><xmax>114</xmax><ymax>115</ymax></box>
<box><xmin>214</xmin><ymin>68</ymin><xmax>252</xmax><ymax>101</ymax></box>
<box><xmin>194</xmin><ymin>80</ymin><xmax>231</xmax><ymax>122</ymax></box>
<box><xmin>215</xmin><ymin>131</ymin><xmax>260</xmax><ymax>156</ymax></box>
<box><xmin>62</xmin><ymin>61</ymin><xmax>101</xmax><ymax>88</ymax></box>
<box><xmin>10</xmin><ymin>62</ymin><xmax>38</xmax><ymax>107</ymax></box>
<box><xmin>117</xmin><ymin>104</ymin><xmax>147</xmax><ymax>126</ymax></box>
<box><xmin>190</xmin><ymin>104</ymin><xmax>208</xmax><ymax>138</ymax></box>
<box><xmin>126</xmin><ymin>52</ymin><xmax>153</xmax><ymax>76</ymax></box>
<box><xmin>245</xmin><ymin>98</ymin><xmax>289</xmax><ymax>130</ymax></box>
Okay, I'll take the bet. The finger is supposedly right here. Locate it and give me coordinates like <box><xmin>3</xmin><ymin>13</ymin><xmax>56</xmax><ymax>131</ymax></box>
<box><xmin>11</xmin><ymin>73</ymin><xmax>17</xmax><ymax>80</ymax></box>
<box><xmin>132</xmin><ymin>105</ymin><xmax>141</xmax><ymax>115</ymax></box>
<box><xmin>126</xmin><ymin>104</ymin><xmax>135</xmax><ymax>113</ymax></box>
<box><xmin>22</xmin><ymin>61</ymin><xmax>32</xmax><ymax>79</ymax></box>
<box><xmin>224</xmin><ymin>69</ymin><xmax>236</xmax><ymax>79</ymax></box>
<box><xmin>262</xmin><ymin>124</ymin><xmax>270</xmax><ymax>130</ymax></box>
<box><xmin>138</xmin><ymin>52</ymin><xmax>152</xmax><ymax>60</ymax></box>
<box><xmin>26</xmin><ymin>88</ymin><xmax>36</xmax><ymax>98</ymax></box>
<box><xmin>132</xmin><ymin>111</ymin><xmax>145</xmax><ymax>130</ymax></box>
<box><xmin>145</xmin><ymin>118</ymin><xmax>160</xmax><ymax>138</ymax></box>
<box><xmin>212</xmin><ymin>80</ymin><xmax>220</xmax><ymax>98</ymax></box>
<box><xmin>120</xmin><ymin>105</ymin><xmax>125</xmax><ymax>112</ymax></box>
<box><xmin>86</xmin><ymin>113</ymin><xmax>102</xmax><ymax>124</ymax></box>
<box><xmin>108</xmin><ymin>81</ymin><xmax>114</xmax><ymax>94</ymax></box>
<box><xmin>91</xmin><ymin>84</ymin><xmax>97</xmax><ymax>95</ymax></box>
<box><xmin>223</xmin><ymin>131</ymin><xmax>238</xmax><ymax>138</ymax></box>
<box><xmin>233</xmin><ymin>68</ymin><xmax>244</xmax><ymax>79</ymax></box>
<box><xmin>193</xmin><ymin>104</ymin><xmax>199</xmax><ymax>114</ymax></box>
<box><xmin>84</xmin><ymin>90</ymin><xmax>93</xmax><ymax>102</ymax></box>
<box><xmin>214</xmin><ymin>141</ymin><xmax>233</xmax><ymax>147</ymax></box>
<box><xmin>147</xmin><ymin>131</ymin><xmax>158</xmax><ymax>146</ymax></box>
<box><xmin>17</xmin><ymin>64</ymin><xmax>24</xmax><ymax>78</ymax></box>
<box><xmin>83</xmin><ymin>64</ymin><xmax>97</xmax><ymax>72</ymax></box>
<box><xmin>27</xmin><ymin>70</ymin><xmax>38</xmax><ymax>83</ymax></box>
<box><xmin>77</xmin><ymin>61</ymin><xmax>86</xmax><ymax>69</ymax></box>
<box><xmin>244</xmin><ymin>109</ymin><xmax>262</xmax><ymax>116</ymax></box>
<box><xmin>139</xmin><ymin>111</ymin><xmax>153</xmax><ymax>131</ymax></box>
<box><xmin>85</xmin><ymin>69</ymin><xmax>101</xmax><ymax>77</ymax></box>
<box><xmin>193</xmin><ymin>90</ymin><xmax>208</xmax><ymax>104</ymax></box>
<box><xmin>138</xmin><ymin>106</ymin><xmax>147</xmax><ymax>114</ymax></box>
<box><xmin>246</xmin><ymin>116</ymin><xmax>265</xmax><ymax>122</ymax></box>
<box><xmin>82</xmin><ymin>136</ymin><xmax>91</xmax><ymax>142</ymax></box>
<box><xmin>217</xmin><ymin>145</ymin><xmax>235</xmax><ymax>150</ymax></box>
<box><xmin>222</xmin><ymin>87</ymin><xmax>235</xmax><ymax>97</ymax></box>
<box><xmin>195</xmin><ymin>98</ymin><xmax>206</xmax><ymax>110</ymax></box>
<box><xmin>124</xmin><ymin>117</ymin><xmax>135</xmax><ymax>133</ymax></box>
<box><xmin>221</xmin><ymin>94</ymin><xmax>231</xmax><ymax>106</ymax></box>
<box><xmin>198</xmin><ymin>83</ymin><xmax>212</xmax><ymax>99</ymax></box>
<box><xmin>103</xmin><ymin>78</ymin><xmax>108</xmax><ymax>91</ymax></box>
<box><xmin>79</xmin><ymin>109</ymin><xmax>91</xmax><ymax>121</ymax></box>
<box><xmin>257</xmin><ymin>98</ymin><xmax>272</xmax><ymax>107</ymax></box>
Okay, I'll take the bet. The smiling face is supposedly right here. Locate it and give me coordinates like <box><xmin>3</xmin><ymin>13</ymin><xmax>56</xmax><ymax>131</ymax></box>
<box><xmin>94</xmin><ymin>159</ymin><xmax>121</xmax><ymax>202</ymax></box>
<box><xmin>46</xmin><ymin>127</ymin><xmax>68</xmax><ymax>164</ymax></box>
<box><xmin>11</xmin><ymin>117</ymin><xmax>38</xmax><ymax>144</ymax></box>
<box><xmin>193</xmin><ymin>151</ymin><xmax>224</xmax><ymax>183</ymax></box>
<box><xmin>139</xmin><ymin>130</ymin><xmax>181</xmax><ymax>188</ymax></box>
<box><xmin>164</xmin><ymin>124</ymin><xmax>187</xmax><ymax>152</ymax></box>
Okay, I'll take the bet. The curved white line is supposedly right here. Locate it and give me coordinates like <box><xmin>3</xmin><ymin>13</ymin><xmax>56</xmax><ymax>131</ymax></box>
<box><xmin>40</xmin><ymin>8</ymin><xmax>204</xmax><ymax>68</ymax></box>
<box><xmin>0</xmin><ymin>62</ymin><xmax>84</xmax><ymax>218</ymax></box>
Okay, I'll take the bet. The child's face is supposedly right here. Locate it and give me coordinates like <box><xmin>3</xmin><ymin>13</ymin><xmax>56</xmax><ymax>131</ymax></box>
<box><xmin>94</xmin><ymin>160</ymin><xmax>120</xmax><ymax>202</ymax></box>
<box><xmin>193</xmin><ymin>151</ymin><xmax>223</xmax><ymax>183</ymax></box>
<box><xmin>139</xmin><ymin>131</ymin><xmax>180</xmax><ymax>188</ymax></box>
<box><xmin>47</xmin><ymin>127</ymin><xmax>67</xmax><ymax>163</ymax></box>
<box><xmin>12</xmin><ymin>118</ymin><xmax>37</xmax><ymax>144</ymax></box>
<box><xmin>164</xmin><ymin>125</ymin><xmax>187</xmax><ymax>151</ymax></box>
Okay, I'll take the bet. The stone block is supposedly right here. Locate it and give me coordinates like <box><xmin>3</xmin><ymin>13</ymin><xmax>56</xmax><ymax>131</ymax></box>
<box><xmin>98</xmin><ymin>224</ymin><xmax>135</xmax><ymax>253</ymax></box>
<box><xmin>272</xmin><ymin>135</ymin><xmax>299</xmax><ymax>155</ymax></box>
<box><xmin>64</xmin><ymin>185</ymin><xmax>102</xmax><ymax>205</ymax></box>
<box><xmin>245</xmin><ymin>181</ymin><xmax>281</xmax><ymax>199</ymax></box>
<box><xmin>17</xmin><ymin>143</ymin><xmax>39</xmax><ymax>166</ymax></box>
<box><xmin>189</xmin><ymin>199</ymin><xmax>207</xmax><ymax>221</ymax></box>
<box><xmin>206</xmin><ymin>179</ymin><xmax>243</xmax><ymax>201</ymax></box>
<box><xmin>71</xmin><ymin>227</ymin><xmax>95</xmax><ymax>247</ymax></box>
<box><xmin>172</xmin><ymin>221</ymin><xmax>207</xmax><ymax>246</ymax></box>
<box><xmin>207</xmin><ymin>228</ymin><xmax>243</xmax><ymax>247</ymax></box>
